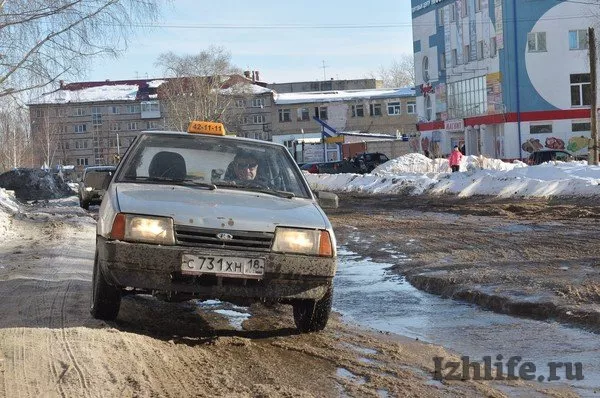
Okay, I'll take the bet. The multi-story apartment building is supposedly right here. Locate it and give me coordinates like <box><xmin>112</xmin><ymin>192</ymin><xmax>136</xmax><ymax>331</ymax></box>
<box><xmin>269</xmin><ymin>88</ymin><xmax>417</xmax><ymax>161</ymax></box>
<box><xmin>28</xmin><ymin>79</ymin><xmax>165</xmax><ymax>170</ymax></box>
<box><xmin>28</xmin><ymin>77</ymin><xmax>416</xmax><ymax>169</ymax></box>
<box><xmin>412</xmin><ymin>0</ymin><xmax>596</xmax><ymax>159</ymax></box>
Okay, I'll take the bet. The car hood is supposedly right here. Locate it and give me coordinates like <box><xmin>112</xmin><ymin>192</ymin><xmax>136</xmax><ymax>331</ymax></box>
<box><xmin>114</xmin><ymin>183</ymin><xmax>329</xmax><ymax>232</ymax></box>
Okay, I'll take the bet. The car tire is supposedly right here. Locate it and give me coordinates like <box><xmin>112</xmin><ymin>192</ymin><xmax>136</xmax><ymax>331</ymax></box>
<box><xmin>80</xmin><ymin>199</ymin><xmax>89</xmax><ymax>210</ymax></box>
<box><xmin>292</xmin><ymin>285</ymin><xmax>333</xmax><ymax>333</ymax></box>
<box><xmin>90</xmin><ymin>251</ymin><xmax>121</xmax><ymax>320</ymax></box>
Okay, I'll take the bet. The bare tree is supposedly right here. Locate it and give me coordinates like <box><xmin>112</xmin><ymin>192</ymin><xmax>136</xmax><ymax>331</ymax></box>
<box><xmin>0</xmin><ymin>97</ymin><xmax>31</xmax><ymax>171</ymax></box>
<box><xmin>0</xmin><ymin>0</ymin><xmax>164</xmax><ymax>97</ymax></box>
<box><xmin>31</xmin><ymin>107</ymin><xmax>63</xmax><ymax>169</ymax></box>
<box><xmin>369</xmin><ymin>54</ymin><xmax>415</xmax><ymax>88</ymax></box>
<box><xmin>155</xmin><ymin>47</ymin><xmax>253</xmax><ymax>132</ymax></box>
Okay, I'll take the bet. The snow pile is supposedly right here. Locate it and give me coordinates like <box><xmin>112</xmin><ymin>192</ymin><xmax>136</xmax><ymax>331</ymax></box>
<box><xmin>304</xmin><ymin>153</ymin><xmax>600</xmax><ymax>198</ymax></box>
<box><xmin>373</xmin><ymin>153</ymin><xmax>526</xmax><ymax>175</ymax></box>
<box><xmin>0</xmin><ymin>169</ymin><xmax>74</xmax><ymax>201</ymax></box>
<box><xmin>0</xmin><ymin>188</ymin><xmax>19</xmax><ymax>235</ymax></box>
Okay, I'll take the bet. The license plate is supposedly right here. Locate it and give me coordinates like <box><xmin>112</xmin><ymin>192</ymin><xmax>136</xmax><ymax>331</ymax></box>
<box><xmin>181</xmin><ymin>254</ymin><xmax>265</xmax><ymax>277</ymax></box>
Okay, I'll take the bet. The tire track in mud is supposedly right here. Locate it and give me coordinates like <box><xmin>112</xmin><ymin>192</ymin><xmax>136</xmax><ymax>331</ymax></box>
<box><xmin>118</xmin><ymin>335</ymin><xmax>196</xmax><ymax>397</ymax></box>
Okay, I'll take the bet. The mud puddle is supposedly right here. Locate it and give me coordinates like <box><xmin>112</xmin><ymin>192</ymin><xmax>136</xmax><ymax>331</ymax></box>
<box><xmin>333</xmin><ymin>247</ymin><xmax>600</xmax><ymax>396</ymax></box>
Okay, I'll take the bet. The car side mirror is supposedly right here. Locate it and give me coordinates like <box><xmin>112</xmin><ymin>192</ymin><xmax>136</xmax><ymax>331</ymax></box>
<box><xmin>315</xmin><ymin>191</ymin><xmax>338</xmax><ymax>209</ymax></box>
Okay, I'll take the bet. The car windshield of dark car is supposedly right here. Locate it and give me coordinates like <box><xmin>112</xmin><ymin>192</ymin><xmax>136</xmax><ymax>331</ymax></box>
<box><xmin>115</xmin><ymin>134</ymin><xmax>311</xmax><ymax>199</ymax></box>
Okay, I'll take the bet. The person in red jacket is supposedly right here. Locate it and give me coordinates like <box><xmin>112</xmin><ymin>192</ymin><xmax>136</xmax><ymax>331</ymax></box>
<box><xmin>448</xmin><ymin>145</ymin><xmax>463</xmax><ymax>172</ymax></box>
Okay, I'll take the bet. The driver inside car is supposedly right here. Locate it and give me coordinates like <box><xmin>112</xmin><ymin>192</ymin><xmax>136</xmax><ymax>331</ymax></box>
<box><xmin>225</xmin><ymin>151</ymin><xmax>263</xmax><ymax>184</ymax></box>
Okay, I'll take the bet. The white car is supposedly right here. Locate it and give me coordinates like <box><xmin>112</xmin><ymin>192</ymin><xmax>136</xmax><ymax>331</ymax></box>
<box><xmin>92</xmin><ymin>122</ymin><xmax>338</xmax><ymax>332</ymax></box>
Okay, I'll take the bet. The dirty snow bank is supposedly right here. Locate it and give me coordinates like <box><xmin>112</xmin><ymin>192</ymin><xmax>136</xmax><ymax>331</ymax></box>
<box><xmin>0</xmin><ymin>188</ymin><xmax>19</xmax><ymax>235</ymax></box>
<box><xmin>304</xmin><ymin>153</ymin><xmax>600</xmax><ymax>198</ymax></box>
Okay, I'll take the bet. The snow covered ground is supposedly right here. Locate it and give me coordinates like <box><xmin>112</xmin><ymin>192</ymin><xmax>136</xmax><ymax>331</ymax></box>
<box><xmin>305</xmin><ymin>153</ymin><xmax>600</xmax><ymax>198</ymax></box>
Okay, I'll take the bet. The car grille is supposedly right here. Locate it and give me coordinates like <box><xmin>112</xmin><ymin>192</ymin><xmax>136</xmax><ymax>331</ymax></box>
<box><xmin>175</xmin><ymin>225</ymin><xmax>274</xmax><ymax>252</ymax></box>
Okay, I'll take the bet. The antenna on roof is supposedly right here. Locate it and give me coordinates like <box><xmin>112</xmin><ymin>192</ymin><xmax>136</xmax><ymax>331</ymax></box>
<box><xmin>321</xmin><ymin>60</ymin><xmax>328</xmax><ymax>81</ymax></box>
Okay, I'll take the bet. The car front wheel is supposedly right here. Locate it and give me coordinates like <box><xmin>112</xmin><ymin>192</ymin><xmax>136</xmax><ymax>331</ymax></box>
<box><xmin>292</xmin><ymin>286</ymin><xmax>333</xmax><ymax>333</ymax></box>
<box><xmin>90</xmin><ymin>251</ymin><xmax>121</xmax><ymax>320</ymax></box>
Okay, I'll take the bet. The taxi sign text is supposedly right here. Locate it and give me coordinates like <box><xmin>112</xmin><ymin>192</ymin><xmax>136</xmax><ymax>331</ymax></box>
<box><xmin>323</xmin><ymin>136</ymin><xmax>344</xmax><ymax>144</ymax></box>
<box><xmin>187</xmin><ymin>121</ymin><xmax>226</xmax><ymax>136</ymax></box>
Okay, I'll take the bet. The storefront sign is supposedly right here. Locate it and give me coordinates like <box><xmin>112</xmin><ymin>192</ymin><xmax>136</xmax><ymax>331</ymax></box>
<box><xmin>445</xmin><ymin>119</ymin><xmax>464</xmax><ymax>132</ymax></box>
<box><xmin>412</xmin><ymin>0</ymin><xmax>445</xmax><ymax>13</ymax></box>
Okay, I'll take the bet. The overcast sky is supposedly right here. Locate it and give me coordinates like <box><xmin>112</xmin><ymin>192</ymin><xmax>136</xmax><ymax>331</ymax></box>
<box><xmin>84</xmin><ymin>0</ymin><xmax>413</xmax><ymax>84</ymax></box>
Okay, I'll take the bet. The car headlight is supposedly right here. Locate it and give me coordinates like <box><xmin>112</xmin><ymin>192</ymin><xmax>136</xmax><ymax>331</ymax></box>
<box><xmin>110</xmin><ymin>213</ymin><xmax>175</xmax><ymax>245</ymax></box>
<box><xmin>85</xmin><ymin>187</ymin><xmax>93</xmax><ymax>192</ymax></box>
<box><xmin>272</xmin><ymin>227</ymin><xmax>333</xmax><ymax>257</ymax></box>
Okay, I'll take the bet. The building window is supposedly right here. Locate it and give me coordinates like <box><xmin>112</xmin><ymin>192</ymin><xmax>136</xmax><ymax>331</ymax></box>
<box><xmin>317</xmin><ymin>106</ymin><xmax>328</xmax><ymax>120</ymax></box>
<box><xmin>569</xmin><ymin>30</ymin><xmax>588</xmax><ymax>50</ymax></box>
<box><xmin>75</xmin><ymin>140</ymin><xmax>88</xmax><ymax>149</ymax></box>
<box><xmin>387</xmin><ymin>102</ymin><xmax>401</xmax><ymax>115</ymax></box>
<box><xmin>439</xmin><ymin>52</ymin><xmax>446</xmax><ymax>71</ymax></box>
<box><xmin>370</xmin><ymin>103</ymin><xmax>382</xmax><ymax>116</ymax></box>
<box><xmin>449</xmin><ymin>3</ymin><xmax>456</xmax><ymax>22</ymax></box>
<box><xmin>141</xmin><ymin>102</ymin><xmax>159</xmax><ymax>113</ymax></box>
<box><xmin>110</xmin><ymin>123</ymin><xmax>121</xmax><ymax>131</ymax></box>
<box><xmin>530</xmin><ymin>123</ymin><xmax>553</xmax><ymax>134</ymax></box>
<box><xmin>111</xmin><ymin>106</ymin><xmax>120</xmax><ymax>114</ymax></box>
<box><xmin>437</xmin><ymin>7</ymin><xmax>444</xmax><ymax>26</ymax></box>
<box><xmin>462</xmin><ymin>0</ymin><xmax>469</xmax><ymax>17</ymax></box>
<box><xmin>251</xmin><ymin>98</ymin><xmax>264</xmax><ymax>108</ymax></box>
<box><xmin>407</xmin><ymin>101</ymin><xmax>416</xmax><ymax>114</ymax></box>
<box><xmin>278</xmin><ymin>108</ymin><xmax>291</xmax><ymax>122</ymax></box>
<box><xmin>297</xmin><ymin>107</ymin><xmax>310</xmax><ymax>121</ymax></box>
<box><xmin>76</xmin><ymin>158</ymin><xmax>89</xmax><ymax>166</ymax></box>
<box><xmin>452</xmin><ymin>49</ymin><xmax>459</xmax><ymax>67</ymax></box>
<box><xmin>252</xmin><ymin>114</ymin><xmax>265</xmax><ymax>124</ymax></box>
<box><xmin>235</xmin><ymin>99</ymin><xmax>245</xmax><ymax>108</ymax></box>
<box><xmin>146</xmin><ymin>121</ymin><xmax>159</xmax><ymax>129</ymax></box>
<box><xmin>475</xmin><ymin>0</ymin><xmax>482</xmax><ymax>12</ymax></box>
<box><xmin>425</xmin><ymin>96</ymin><xmax>433</xmax><ymax>121</ymax></box>
<box><xmin>572</xmin><ymin>121</ymin><xmax>591</xmax><ymax>132</ymax></box>
<box><xmin>477</xmin><ymin>41</ymin><xmax>484</xmax><ymax>60</ymax></box>
<box><xmin>126</xmin><ymin>104</ymin><xmax>140</xmax><ymax>114</ymax></box>
<box><xmin>490</xmin><ymin>37</ymin><xmax>497</xmax><ymax>57</ymax></box>
<box><xmin>422</xmin><ymin>56</ymin><xmax>430</xmax><ymax>82</ymax></box>
<box><xmin>75</xmin><ymin>107</ymin><xmax>85</xmax><ymax>116</ymax></box>
<box><xmin>128</xmin><ymin>122</ymin><xmax>139</xmax><ymax>131</ymax></box>
<box><xmin>447</xmin><ymin>76</ymin><xmax>488</xmax><ymax>118</ymax></box>
<box><xmin>351</xmin><ymin>104</ymin><xmax>364</xmax><ymax>117</ymax></box>
<box><xmin>464</xmin><ymin>45</ymin><xmax>470</xmax><ymax>64</ymax></box>
<box><xmin>74</xmin><ymin>124</ymin><xmax>87</xmax><ymax>133</ymax></box>
<box><xmin>571</xmin><ymin>73</ymin><xmax>591</xmax><ymax>106</ymax></box>
<box><xmin>527</xmin><ymin>32</ymin><xmax>547</xmax><ymax>52</ymax></box>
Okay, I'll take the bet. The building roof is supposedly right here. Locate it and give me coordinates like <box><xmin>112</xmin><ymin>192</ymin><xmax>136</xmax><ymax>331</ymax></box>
<box><xmin>274</xmin><ymin>87</ymin><xmax>415</xmax><ymax>105</ymax></box>
<box><xmin>28</xmin><ymin>78</ymin><xmax>168</xmax><ymax>105</ymax></box>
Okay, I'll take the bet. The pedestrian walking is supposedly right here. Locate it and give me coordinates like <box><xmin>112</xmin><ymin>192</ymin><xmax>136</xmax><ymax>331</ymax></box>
<box><xmin>448</xmin><ymin>145</ymin><xmax>463</xmax><ymax>172</ymax></box>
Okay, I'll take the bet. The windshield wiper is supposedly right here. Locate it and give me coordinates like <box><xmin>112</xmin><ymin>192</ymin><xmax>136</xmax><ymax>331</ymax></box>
<box><xmin>123</xmin><ymin>176</ymin><xmax>216</xmax><ymax>190</ymax></box>
<box><xmin>215</xmin><ymin>181</ymin><xmax>295</xmax><ymax>198</ymax></box>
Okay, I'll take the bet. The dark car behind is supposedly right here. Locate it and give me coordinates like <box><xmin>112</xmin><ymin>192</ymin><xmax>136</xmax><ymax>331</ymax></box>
<box><xmin>300</xmin><ymin>160</ymin><xmax>362</xmax><ymax>174</ymax></box>
<box><xmin>527</xmin><ymin>150</ymin><xmax>579</xmax><ymax>165</ymax></box>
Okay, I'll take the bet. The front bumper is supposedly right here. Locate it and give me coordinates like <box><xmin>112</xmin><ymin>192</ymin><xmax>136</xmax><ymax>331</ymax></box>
<box><xmin>96</xmin><ymin>237</ymin><xmax>336</xmax><ymax>301</ymax></box>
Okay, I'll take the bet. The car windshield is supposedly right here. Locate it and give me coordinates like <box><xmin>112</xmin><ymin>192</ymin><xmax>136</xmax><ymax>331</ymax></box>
<box><xmin>115</xmin><ymin>133</ymin><xmax>311</xmax><ymax>199</ymax></box>
<box><xmin>84</xmin><ymin>169</ymin><xmax>115</xmax><ymax>189</ymax></box>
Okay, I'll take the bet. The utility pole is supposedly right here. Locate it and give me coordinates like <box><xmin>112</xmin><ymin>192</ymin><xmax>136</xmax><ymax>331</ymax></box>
<box><xmin>589</xmin><ymin>27</ymin><xmax>598</xmax><ymax>165</ymax></box>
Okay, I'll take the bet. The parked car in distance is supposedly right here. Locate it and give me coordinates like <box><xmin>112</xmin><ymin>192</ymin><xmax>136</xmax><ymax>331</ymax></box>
<box><xmin>300</xmin><ymin>160</ymin><xmax>362</xmax><ymax>174</ymax></box>
<box><xmin>92</xmin><ymin>121</ymin><xmax>338</xmax><ymax>333</ymax></box>
<box><xmin>527</xmin><ymin>149</ymin><xmax>581</xmax><ymax>165</ymax></box>
<box><xmin>352</xmin><ymin>152</ymin><xmax>390</xmax><ymax>172</ymax></box>
<box><xmin>78</xmin><ymin>166</ymin><xmax>116</xmax><ymax>209</ymax></box>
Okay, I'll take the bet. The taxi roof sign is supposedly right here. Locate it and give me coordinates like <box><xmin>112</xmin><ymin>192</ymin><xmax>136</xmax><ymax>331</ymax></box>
<box><xmin>187</xmin><ymin>121</ymin><xmax>226</xmax><ymax>136</ymax></box>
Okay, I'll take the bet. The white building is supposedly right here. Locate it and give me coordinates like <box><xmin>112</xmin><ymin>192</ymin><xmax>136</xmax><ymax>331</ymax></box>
<box><xmin>412</xmin><ymin>0</ymin><xmax>597</xmax><ymax>160</ymax></box>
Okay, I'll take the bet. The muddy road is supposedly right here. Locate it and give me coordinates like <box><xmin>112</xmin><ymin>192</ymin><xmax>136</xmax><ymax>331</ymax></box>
<box><xmin>0</xmin><ymin>196</ymin><xmax>595</xmax><ymax>397</ymax></box>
